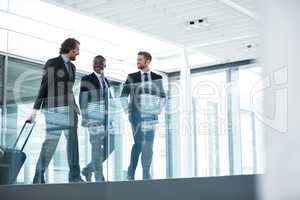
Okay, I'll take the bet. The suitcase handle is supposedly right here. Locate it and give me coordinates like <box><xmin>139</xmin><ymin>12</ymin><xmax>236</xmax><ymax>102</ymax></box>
<box><xmin>13</xmin><ymin>120</ymin><xmax>36</xmax><ymax>151</ymax></box>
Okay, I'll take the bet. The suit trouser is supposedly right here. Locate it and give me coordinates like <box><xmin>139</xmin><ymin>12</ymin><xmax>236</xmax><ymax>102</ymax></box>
<box><xmin>127</xmin><ymin>120</ymin><xmax>155</xmax><ymax>179</ymax></box>
<box><xmin>34</xmin><ymin>110</ymin><xmax>81</xmax><ymax>181</ymax></box>
<box><xmin>83</xmin><ymin>133</ymin><xmax>114</xmax><ymax>173</ymax></box>
<box><xmin>86</xmin><ymin>125</ymin><xmax>106</xmax><ymax>181</ymax></box>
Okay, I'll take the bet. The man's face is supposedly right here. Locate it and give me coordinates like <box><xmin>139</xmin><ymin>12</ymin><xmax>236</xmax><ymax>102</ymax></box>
<box><xmin>93</xmin><ymin>58</ymin><xmax>106</xmax><ymax>73</ymax></box>
<box><xmin>69</xmin><ymin>43</ymin><xmax>80</xmax><ymax>61</ymax></box>
<box><xmin>137</xmin><ymin>55</ymin><xmax>150</xmax><ymax>70</ymax></box>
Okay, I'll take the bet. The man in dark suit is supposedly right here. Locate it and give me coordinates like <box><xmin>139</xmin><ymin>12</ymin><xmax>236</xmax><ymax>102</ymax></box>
<box><xmin>79</xmin><ymin>55</ymin><xmax>113</xmax><ymax>182</ymax></box>
<box><xmin>121</xmin><ymin>51</ymin><xmax>166</xmax><ymax>180</ymax></box>
<box><xmin>28</xmin><ymin>38</ymin><xmax>83</xmax><ymax>183</ymax></box>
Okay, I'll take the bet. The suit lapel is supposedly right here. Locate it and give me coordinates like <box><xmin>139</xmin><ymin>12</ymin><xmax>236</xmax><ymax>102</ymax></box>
<box><xmin>58</xmin><ymin>55</ymin><xmax>73</xmax><ymax>81</ymax></box>
<box><xmin>136</xmin><ymin>71</ymin><xmax>142</xmax><ymax>83</ymax></box>
<box><xmin>104</xmin><ymin>77</ymin><xmax>110</xmax><ymax>88</ymax></box>
<box><xmin>58</xmin><ymin>56</ymin><xmax>67</xmax><ymax>74</ymax></box>
<box><xmin>91</xmin><ymin>73</ymin><xmax>101</xmax><ymax>88</ymax></box>
<box><xmin>150</xmin><ymin>72</ymin><xmax>155</xmax><ymax>80</ymax></box>
<box><xmin>69</xmin><ymin>63</ymin><xmax>75</xmax><ymax>81</ymax></box>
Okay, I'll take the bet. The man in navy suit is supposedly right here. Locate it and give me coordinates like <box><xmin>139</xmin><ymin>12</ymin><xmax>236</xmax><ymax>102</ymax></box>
<box><xmin>121</xmin><ymin>51</ymin><xmax>166</xmax><ymax>180</ymax></box>
<box><xmin>79</xmin><ymin>55</ymin><xmax>112</xmax><ymax>182</ymax></box>
<box><xmin>28</xmin><ymin>38</ymin><xmax>83</xmax><ymax>183</ymax></box>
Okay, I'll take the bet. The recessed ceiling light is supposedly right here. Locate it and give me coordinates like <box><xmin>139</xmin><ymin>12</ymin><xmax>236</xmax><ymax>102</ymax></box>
<box><xmin>185</xmin><ymin>17</ymin><xmax>209</xmax><ymax>29</ymax></box>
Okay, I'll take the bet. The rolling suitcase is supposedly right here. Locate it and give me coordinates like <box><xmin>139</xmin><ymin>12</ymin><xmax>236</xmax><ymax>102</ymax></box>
<box><xmin>0</xmin><ymin>120</ymin><xmax>35</xmax><ymax>185</ymax></box>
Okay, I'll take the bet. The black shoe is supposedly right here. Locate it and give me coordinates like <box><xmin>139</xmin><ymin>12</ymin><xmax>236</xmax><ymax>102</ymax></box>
<box><xmin>143</xmin><ymin>169</ymin><xmax>151</xmax><ymax>180</ymax></box>
<box><xmin>95</xmin><ymin>175</ymin><xmax>105</xmax><ymax>182</ymax></box>
<box><xmin>143</xmin><ymin>174</ymin><xmax>151</xmax><ymax>180</ymax></box>
<box><xmin>127</xmin><ymin>166</ymin><xmax>135</xmax><ymax>181</ymax></box>
<box><xmin>82</xmin><ymin>167</ymin><xmax>92</xmax><ymax>182</ymax></box>
<box><xmin>69</xmin><ymin>177</ymin><xmax>84</xmax><ymax>183</ymax></box>
<box><xmin>126</xmin><ymin>175</ymin><xmax>135</xmax><ymax>181</ymax></box>
<box><xmin>33</xmin><ymin>172</ymin><xmax>45</xmax><ymax>184</ymax></box>
<box><xmin>126</xmin><ymin>171</ymin><xmax>135</xmax><ymax>181</ymax></box>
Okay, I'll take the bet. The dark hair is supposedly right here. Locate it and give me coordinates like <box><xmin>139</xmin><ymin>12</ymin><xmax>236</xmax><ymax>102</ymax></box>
<box><xmin>94</xmin><ymin>55</ymin><xmax>106</xmax><ymax>62</ymax></box>
<box><xmin>138</xmin><ymin>51</ymin><xmax>152</xmax><ymax>61</ymax></box>
<box><xmin>59</xmin><ymin>38</ymin><xmax>80</xmax><ymax>54</ymax></box>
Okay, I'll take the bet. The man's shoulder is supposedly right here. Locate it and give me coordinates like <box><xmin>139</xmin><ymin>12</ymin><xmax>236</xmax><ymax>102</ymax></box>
<box><xmin>45</xmin><ymin>56</ymin><xmax>61</xmax><ymax>66</ymax></box>
<box><xmin>81</xmin><ymin>73</ymin><xmax>94</xmax><ymax>80</ymax></box>
<box><xmin>151</xmin><ymin>71</ymin><xmax>163</xmax><ymax>80</ymax></box>
<box><xmin>127</xmin><ymin>71</ymin><xmax>140</xmax><ymax>82</ymax></box>
<box><xmin>48</xmin><ymin>56</ymin><xmax>62</xmax><ymax>62</ymax></box>
<box><xmin>128</xmin><ymin>71</ymin><xmax>140</xmax><ymax>77</ymax></box>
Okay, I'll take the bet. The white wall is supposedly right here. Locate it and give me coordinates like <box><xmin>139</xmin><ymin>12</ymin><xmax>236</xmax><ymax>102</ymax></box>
<box><xmin>260</xmin><ymin>0</ymin><xmax>300</xmax><ymax>199</ymax></box>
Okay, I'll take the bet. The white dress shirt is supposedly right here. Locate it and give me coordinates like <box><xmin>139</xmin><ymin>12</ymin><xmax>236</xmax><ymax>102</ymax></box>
<box><xmin>94</xmin><ymin>71</ymin><xmax>107</xmax><ymax>89</ymax></box>
<box><xmin>140</xmin><ymin>70</ymin><xmax>151</xmax><ymax>82</ymax></box>
<box><xmin>61</xmin><ymin>55</ymin><xmax>70</xmax><ymax>73</ymax></box>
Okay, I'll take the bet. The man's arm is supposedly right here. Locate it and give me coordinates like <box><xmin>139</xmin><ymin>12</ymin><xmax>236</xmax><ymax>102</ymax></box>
<box><xmin>120</xmin><ymin>75</ymin><xmax>131</xmax><ymax>98</ymax></box>
<box><xmin>79</xmin><ymin>77</ymin><xmax>89</xmax><ymax>120</ymax></box>
<box><xmin>72</xmin><ymin>64</ymin><xmax>80</xmax><ymax>114</ymax></box>
<box><xmin>120</xmin><ymin>75</ymin><xmax>131</xmax><ymax>112</ymax></box>
<box><xmin>33</xmin><ymin>60</ymin><xmax>51</xmax><ymax>110</ymax></box>
<box><xmin>27</xmin><ymin>60</ymin><xmax>51</xmax><ymax>122</ymax></box>
<box><xmin>157</xmin><ymin>77</ymin><xmax>167</xmax><ymax>114</ymax></box>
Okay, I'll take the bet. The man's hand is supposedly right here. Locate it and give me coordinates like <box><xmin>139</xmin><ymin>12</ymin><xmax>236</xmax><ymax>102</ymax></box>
<box><xmin>82</xmin><ymin>118</ymin><xmax>89</xmax><ymax>126</ymax></box>
<box><xmin>123</xmin><ymin>107</ymin><xmax>129</xmax><ymax>114</ymax></box>
<box><xmin>27</xmin><ymin>110</ymin><xmax>37</xmax><ymax>122</ymax></box>
<box><xmin>120</xmin><ymin>97</ymin><xmax>129</xmax><ymax>114</ymax></box>
<box><xmin>0</xmin><ymin>147</ymin><xmax>4</xmax><ymax>159</ymax></box>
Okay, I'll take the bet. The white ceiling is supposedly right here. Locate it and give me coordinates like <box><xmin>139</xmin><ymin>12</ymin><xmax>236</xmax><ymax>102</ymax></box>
<box><xmin>43</xmin><ymin>0</ymin><xmax>258</xmax><ymax>72</ymax></box>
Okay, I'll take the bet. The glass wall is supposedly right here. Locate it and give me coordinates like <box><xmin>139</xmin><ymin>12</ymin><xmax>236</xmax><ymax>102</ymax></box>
<box><xmin>0</xmin><ymin>55</ymin><xmax>4</xmax><ymax>146</ymax></box>
<box><xmin>238</xmin><ymin>65</ymin><xmax>264</xmax><ymax>174</ymax></box>
<box><xmin>0</xmin><ymin>54</ymin><xmax>263</xmax><ymax>185</ymax></box>
<box><xmin>165</xmin><ymin>64</ymin><xmax>264</xmax><ymax>179</ymax></box>
<box><xmin>191</xmin><ymin>69</ymin><xmax>228</xmax><ymax>177</ymax></box>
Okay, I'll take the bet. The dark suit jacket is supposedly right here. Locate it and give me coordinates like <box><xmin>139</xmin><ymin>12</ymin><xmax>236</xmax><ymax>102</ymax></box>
<box><xmin>79</xmin><ymin>73</ymin><xmax>111</xmax><ymax>126</ymax></box>
<box><xmin>33</xmin><ymin>55</ymin><xmax>79</xmax><ymax>111</ymax></box>
<box><xmin>120</xmin><ymin>71</ymin><xmax>166</xmax><ymax>124</ymax></box>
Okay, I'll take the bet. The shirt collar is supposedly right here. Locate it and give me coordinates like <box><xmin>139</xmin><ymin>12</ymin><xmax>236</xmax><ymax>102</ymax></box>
<box><xmin>94</xmin><ymin>71</ymin><xmax>104</xmax><ymax>78</ymax></box>
<box><xmin>61</xmin><ymin>55</ymin><xmax>70</xmax><ymax>64</ymax></box>
<box><xmin>140</xmin><ymin>70</ymin><xmax>151</xmax><ymax>75</ymax></box>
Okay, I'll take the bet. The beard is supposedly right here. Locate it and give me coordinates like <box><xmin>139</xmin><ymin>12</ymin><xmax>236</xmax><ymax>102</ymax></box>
<box><xmin>138</xmin><ymin>64</ymin><xmax>145</xmax><ymax>69</ymax></box>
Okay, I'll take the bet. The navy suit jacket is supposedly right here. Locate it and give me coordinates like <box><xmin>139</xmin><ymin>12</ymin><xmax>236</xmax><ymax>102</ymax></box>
<box><xmin>120</xmin><ymin>71</ymin><xmax>166</xmax><ymax>124</ymax></box>
<box><xmin>79</xmin><ymin>73</ymin><xmax>111</xmax><ymax>127</ymax></box>
<box><xmin>33</xmin><ymin>55</ymin><xmax>78</xmax><ymax>112</ymax></box>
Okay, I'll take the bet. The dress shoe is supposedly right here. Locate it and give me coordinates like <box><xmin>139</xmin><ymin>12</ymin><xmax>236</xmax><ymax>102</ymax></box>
<box><xmin>69</xmin><ymin>177</ymin><xmax>84</xmax><ymax>183</ymax></box>
<box><xmin>33</xmin><ymin>172</ymin><xmax>46</xmax><ymax>184</ymax></box>
<box><xmin>95</xmin><ymin>174</ymin><xmax>105</xmax><ymax>182</ymax></box>
<box><xmin>143</xmin><ymin>169</ymin><xmax>151</xmax><ymax>180</ymax></box>
<box><xmin>126</xmin><ymin>174</ymin><xmax>135</xmax><ymax>181</ymax></box>
<box><xmin>82</xmin><ymin>167</ymin><xmax>92</xmax><ymax>182</ymax></box>
<box><xmin>127</xmin><ymin>167</ymin><xmax>135</xmax><ymax>181</ymax></box>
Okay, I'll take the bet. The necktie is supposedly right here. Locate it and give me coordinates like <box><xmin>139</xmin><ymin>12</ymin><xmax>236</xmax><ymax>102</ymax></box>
<box><xmin>143</xmin><ymin>73</ymin><xmax>150</xmax><ymax>94</ymax></box>
<box><xmin>65</xmin><ymin>61</ymin><xmax>72</xmax><ymax>78</ymax></box>
<box><xmin>143</xmin><ymin>73</ymin><xmax>149</xmax><ymax>82</ymax></box>
<box><xmin>101</xmin><ymin>76</ymin><xmax>107</xmax><ymax>89</ymax></box>
<box><xmin>99</xmin><ymin>76</ymin><xmax>107</xmax><ymax>98</ymax></box>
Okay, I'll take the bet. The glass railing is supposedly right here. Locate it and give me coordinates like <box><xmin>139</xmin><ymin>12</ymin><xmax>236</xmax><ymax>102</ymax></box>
<box><xmin>0</xmin><ymin>79</ymin><xmax>264</xmax><ymax>185</ymax></box>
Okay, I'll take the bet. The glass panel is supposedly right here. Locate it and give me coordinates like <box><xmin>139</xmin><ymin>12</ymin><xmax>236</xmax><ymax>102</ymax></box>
<box><xmin>0</xmin><ymin>56</ymin><xmax>263</xmax><ymax>185</ymax></box>
<box><xmin>238</xmin><ymin>66</ymin><xmax>264</xmax><ymax>174</ymax></box>
<box><xmin>105</xmin><ymin>80</ymin><xmax>168</xmax><ymax>181</ymax></box>
<box><xmin>191</xmin><ymin>70</ymin><xmax>229</xmax><ymax>177</ymax></box>
<box><xmin>4</xmin><ymin>57</ymin><xmax>43</xmax><ymax>184</ymax></box>
<box><xmin>0</xmin><ymin>55</ymin><xmax>4</xmax><ymax>146</ymax></box>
